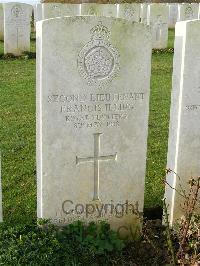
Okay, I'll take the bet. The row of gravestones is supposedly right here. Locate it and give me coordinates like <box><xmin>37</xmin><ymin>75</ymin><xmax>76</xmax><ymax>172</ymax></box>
<box><xmin>35</xmin><ymin>2</ymin><xmax>200</xmax><ymax>27</ymax></box>
<box><xmin>0</xmin><ymin>2</ymin><xmax>200</xmax><ymax>56</ymax></box>
<box><xmin>1</xmin><ymin>14</ymin><xmax>200</xmax><ymax>235</ymax></box>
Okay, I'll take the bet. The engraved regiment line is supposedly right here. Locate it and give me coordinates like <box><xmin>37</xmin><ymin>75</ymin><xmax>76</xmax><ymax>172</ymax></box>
<box><xmin>76</xmin><ymin>133</ymin><xmax>117</xmax><ymax>201</ymax></box>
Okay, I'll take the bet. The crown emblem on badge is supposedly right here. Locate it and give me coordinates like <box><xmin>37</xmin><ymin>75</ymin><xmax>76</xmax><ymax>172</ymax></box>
<box><xmin>90</xmin><ymin>22</ymin><xmax>111</xmax><ymax>41</ymax></box>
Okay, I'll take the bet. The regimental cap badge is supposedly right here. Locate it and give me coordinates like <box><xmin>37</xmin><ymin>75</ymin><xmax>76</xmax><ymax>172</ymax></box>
<box><xmin>90</xmin><ymin>22</ymin><xmax>111</xmax><ymax>41</ymax></box>
<box><xmin>11</xmin><ymin>5</ymin><xmax>23</xmax><ymax>18</ymax></box>
<box><xmin>77</xmin><ymin>21</ymin><xmax>120</xmax><ymax>87</ymax></box>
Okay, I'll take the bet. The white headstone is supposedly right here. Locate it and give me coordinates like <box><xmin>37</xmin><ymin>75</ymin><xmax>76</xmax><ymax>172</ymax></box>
<box><xmin>178</xmin><ymin>3</ymin><xmax>198</xmax><ymax>22</ymax></box>
<box><xmin>34</xmin><ymin>3</ymin><xmax>42</xmax><ymax>28</ymax></box>
<box><xmin>33</xmin><ymin>5</ymin><xmax>36</xmax><ymax>29</ymax></box>
<box><xmin>42</xmin><ymin>3</ymin><xmax>81</xmax><ymax>20</ymax></box>
<box><xmin>168</xmin><ymin>3</ymin><xmax>178</xmax><ymax>28</ymax></box>
<box><xmin>81</xmin><ymin>4</ymin><xmax>117</xmax><ymax>17</ymax></box>
<box><xmin>191</xmin><ymin>3</ymin><xmax>199</xmax><ymax>19</ymax></box>
<box><xmin>36</xmin><ymin>3</ymin><xmax>42</xmax><ymax>21</ymax></box>
<box><xmin>3</xmin><ymin>3</ymin><xmax>32</xmax><ymax>56</ymax></box>
<box><xmin>117</xmin><ymin>3</ymin><xmax>140</xmax><ymax>22</ymax></box>
<box><xmin>140</xmin><ymin>3</ymin><xmax>148</xmax><ymax>24</ymax></box>
<box><xmin>81</xmin><ymin>3</ymin><xmax>101</xmax><ymax>16</ymax></box>
<box><xmin>0</xmin><ymin>4</ymin><xmax>4</xmax><ymax>41</ymax></box>
<box><xmin>198</xmin><ymin>4</ymin><xmax>200</xmax><ymax>19</ymax></box>
<box><xmin>37</xmin><ymin>16</ymin><xmax>151</xmax><ymax>235</ymax></box>
<box><xmin>99</xmin><ymin>4</ymin><xmax>117</xmax><ymax>17</ymax></box>
<box><xmin>165</xmin><ymin>20</ymin><xmax>200</xmax><ymax>225</ymax></box>
<box><xmin>147</xmin><ymin>4</ymin><xmax>169</xmax><ymax>49</ymax></box>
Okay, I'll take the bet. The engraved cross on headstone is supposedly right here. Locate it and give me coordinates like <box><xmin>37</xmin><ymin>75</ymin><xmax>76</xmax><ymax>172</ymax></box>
<box><xmin>76</xmin><ymin>133</ymin><xmax>117</xmax><ymax>201</ymax></box>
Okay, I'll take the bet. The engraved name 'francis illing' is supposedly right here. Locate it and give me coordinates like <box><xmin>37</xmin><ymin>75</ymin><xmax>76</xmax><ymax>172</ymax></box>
<box><xmin>77</xmin><ymin>22</ymin><xmax>120</xmax><ymax>87</ymax></box>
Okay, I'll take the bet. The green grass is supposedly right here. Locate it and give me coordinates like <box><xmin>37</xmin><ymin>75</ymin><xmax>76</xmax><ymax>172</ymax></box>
<box><xmin>144</xmin><ymin>31</ymin><xmax>175</xmax><ymax>208</ymax></box>
<box><xmin>168</xmin><ymin>28</ymin><xmax>175</xmax><ymax>49</ymax></box>
<box><xmin>0</xmin><ymin>58</ymin><xmax>36</xmax><ymax>224</ymax></box>
<box><xmin>0</xmin><ymin>41</ymin><xmax>3</xmax><ymax>55</ymax></box>
<box><xmin>0</xmin><ymin>29</ymin><xmax>175</xmax><ymax>224</ymax></box>
<box><xmin>145</xmin><ymin>52</ymin><xmax>173</xmax><ymax>208</ymax></box>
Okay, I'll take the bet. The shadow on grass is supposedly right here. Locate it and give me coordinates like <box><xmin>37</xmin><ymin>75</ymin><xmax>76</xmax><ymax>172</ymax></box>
<box><xmin>0</xmin><ymin>51</ymin><xmax>36</xmax><ymax>60</ymax></box>
<box><xmin>153</xmin><ymin>48</ymin><xmax>174</xmax><ymax>54</ymax></box>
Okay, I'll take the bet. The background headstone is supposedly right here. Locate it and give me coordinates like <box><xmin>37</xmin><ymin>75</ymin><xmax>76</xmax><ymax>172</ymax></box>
<box><xmin>168</xmin><ymin>3</ymin><xmax>178</xmax><ymax>28</ymax></box>
<box><xmin>191</xmin><ymin>3</ymin><xmax>199</xmax><ymax>19</ymax></box>
<box><xmin>81</xmin><ymin>3</ymin><xmax>117</xmax><ymax>17</ymax></box>
<box><xmin>4</xmin><ymin>3</ymin><xmax>32</xmax><ymax>56</ymax></box>
<box><xmin>198</xmin><ymin>4</ymin><xmax>200</xmax><ymax>19</ymax></box>
<box><xmin>147</xmin><ymin>3</ymin><xmax>168</xmax><ymax>49</ymax></box>
<box><xmin>42</xmin><ymin>3</ymin><xmax>63</xmax><ymax>19</ymax></box>
<box><xmin>140</xmin><ymin>3</ymin><xmax>148</xmax><ymax>24</ymax></box>
<box><xmin>42</xmin><ymin>3</ymin><xmax>81</xmax><ymax>19</ymax></box>
<box><xmin>117</xmin><ymin>3</ymin><xmax>140</xmax><ymax>22</ymax></box>
<box><xmin>81</xmin><ymin>3</ymin><xmax>102</xmax><ymax>16</ymax></box>
<box><xmin>178</xmin><ymin>3</ymin><xmax>198</xmax><ymax>22</ymax></box>
<box><xmin>0</xmin><ymin>4</ymin><xmax>4</xmax><ymax>41</ymax></box>
<box><xmin>34</xmin><ymin>4</ymin><xmax>42</xmax><ymax>27</ymax></box>
<box><xmin>37</xmin><ymin>16</ymin><xmax>151</xmax><ymax>234</ymax></box>
<box><xmin>33</xmin><ymin>5</ymin><xmax>36</xmax><ymax>29</ymax></box>
<box><xmin>165</xmin><ymin>20</ymin><xmax>200</xmax><ymax>225</ymax></box>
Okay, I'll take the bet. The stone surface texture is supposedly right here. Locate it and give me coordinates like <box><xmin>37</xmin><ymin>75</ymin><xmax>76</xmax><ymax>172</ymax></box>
<box><xmin>165</xmin><ymin>20</ymin><xmax>200</xmax><ymax>225</ymax></box>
